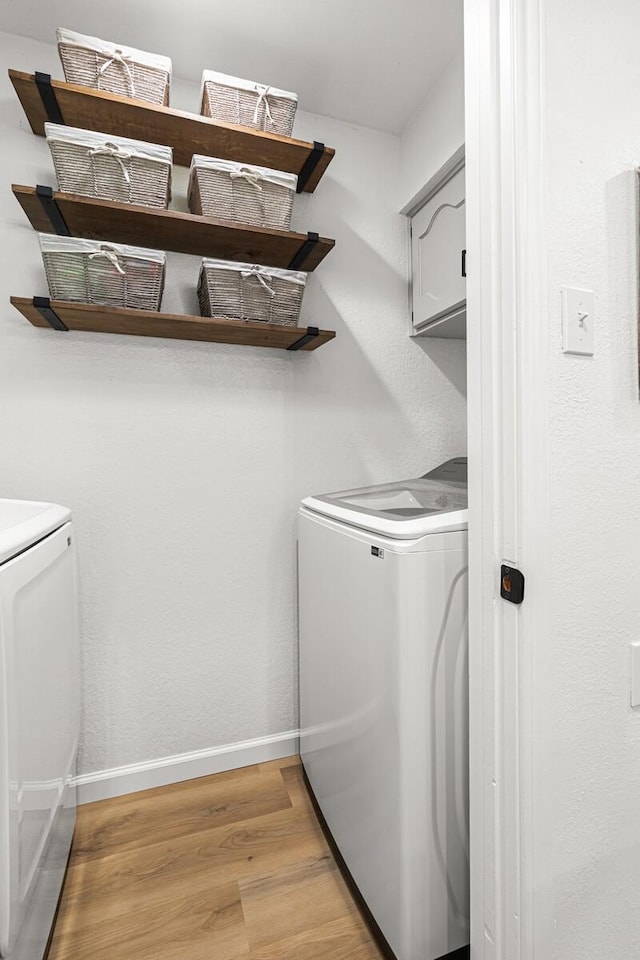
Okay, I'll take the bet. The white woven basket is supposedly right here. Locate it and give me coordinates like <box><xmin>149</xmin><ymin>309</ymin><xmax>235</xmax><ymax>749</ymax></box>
<box><xmin>57</xmin><ymin>28</ymin><xmax>172</xmax><ymax>105</ymax></box>
<box><xmin>198</xmin><ymin>259</ymin><xmax>306</xmax><ymax>326</ymax></box>
<box><xmin>188</xmin><ymin>156</ymin><xmax>297</xmax><ymax>229</ymax></box>
<box><xmin>39</xmin><ymin>234</ymin><xmax>166</xmax><ymax>310</ymax></box>
<box><xmin>200</xmin><ymin>70</ymin><xmax>297</xmax><ymax>137</ymax></box>
<box><xmin>46</xmin><ymin>124</ymin><xmax>172</xmax><ymax>208</ymax></box>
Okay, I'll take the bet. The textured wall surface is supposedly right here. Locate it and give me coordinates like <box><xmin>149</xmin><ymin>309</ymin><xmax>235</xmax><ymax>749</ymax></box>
<box><xmin>398</xmin><ymin>49</ymin><xmax>465</xmax><ymax>210</ymax></box>
<box><xmin>0</xmin><ymin>31</ymin><xmax>467</xmax><ymax>775</ymax></box>
<box><xmin>535</xmin><ymin>2</ymin><xmax>640</xmax><ymax>956</ymax></box>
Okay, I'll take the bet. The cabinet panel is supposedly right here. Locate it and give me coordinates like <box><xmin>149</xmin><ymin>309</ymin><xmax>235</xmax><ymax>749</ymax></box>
<box><xmin>411</xmin><ymin>166</ymin><xmax>465</xmax><ymax>336</ymax></box>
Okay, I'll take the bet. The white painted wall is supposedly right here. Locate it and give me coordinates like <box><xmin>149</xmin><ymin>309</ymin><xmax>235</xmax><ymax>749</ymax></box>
<box><xmin>398</xmin><ymin>49</ymin><xmax>465</xmax><ymax>210</ymax></box>
<box><xmin>526</xmin><ymin>2</ymin><xmax>640</xmax><ymax>956</ymax></box>
<box><xmin>0</xmin><ymin>31</ymin><xmax>466</xmax><ymax>778</ymax></box>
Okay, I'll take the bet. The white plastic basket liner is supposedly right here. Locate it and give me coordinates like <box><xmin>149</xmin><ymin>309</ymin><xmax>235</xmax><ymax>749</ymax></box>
<box><xmin>45</xmin><ymin>123</ymin><xmax>172</xmax><ymax>208</ymax></box>
<box><xmin>188</xmin><ymin>155</ymin><xmax>297</xmax><ymax>229</ymax></box>
<box><xmin>198</xmin><ymin>258</ymin><xmax>306</xmax><ymax>326</ymax></box>
<box><xmin>200</xmin><ymin>70</ymin><xmax>297</xmax><ymax>137</ymax></box>
<box><xmin>57</xmin><ymin>28</ymin><xmax>172</xmax><ymax>105</ymax></box>
<box><xmin>39</xmin><ymin>234</ymin><xmax>166</xmax><ymax>310</ymax></box>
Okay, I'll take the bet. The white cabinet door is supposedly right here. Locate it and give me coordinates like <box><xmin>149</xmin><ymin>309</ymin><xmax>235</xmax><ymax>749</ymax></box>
<box><xmin>411</xmin><ymin>166</ymin><xmax>466</xmax><ymax>336</ymax></box>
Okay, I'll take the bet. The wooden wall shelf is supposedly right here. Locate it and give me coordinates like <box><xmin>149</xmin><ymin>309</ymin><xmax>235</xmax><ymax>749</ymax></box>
<box><xmin>9</xmin><ymin>70</ymin><xmax>335</xmax><ymax>193</ymax></box>
<box><xmin>10</xmin><ymin>297</ymin><xmax>336</xmax><ymax>352</ymax></box>
<box><xmin>13</xmin><ymin>185</ymin><xmax>334</xmax><ymax>272</ymax></box>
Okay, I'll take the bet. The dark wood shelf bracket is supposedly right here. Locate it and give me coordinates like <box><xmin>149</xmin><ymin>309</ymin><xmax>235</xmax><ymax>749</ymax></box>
<box><xmin>296</xmin><ymin>142</ymin><xmax>325</xmax><ymax>193</ymax></box>
<box><xmin>34</xmin><ymin>72</ymin><xmax>64</xmax><ymax>124</ymax></box>
<box><xmin>288</xmin><ymin>232</ymin><xmax>320</xmax><ymax>270</ymax></box>
<box><xmin>35</xmin><ymin>185</ymin><xmax>71</xmax><ymax>235</ymax></box>
<box><xmin>32</xmin><ymin>296</ymin><xmax>68</xmax><ymax>331</ymax></box>
<box><xmin>287</xmin><ymin>326</ymin><xmax>321</xmax><ymax>351</ymax></box>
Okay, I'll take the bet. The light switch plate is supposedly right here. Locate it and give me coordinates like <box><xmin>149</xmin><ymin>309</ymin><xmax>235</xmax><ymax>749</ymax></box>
<box><xmin>631</xmin><ymin>642</ymin><xmax>640</xmax><ymax>708</ymax></box>
<box><xmin>562</xmin><ymin>286</ymin><xmax>594</xmax><ymax>355</ymax></box>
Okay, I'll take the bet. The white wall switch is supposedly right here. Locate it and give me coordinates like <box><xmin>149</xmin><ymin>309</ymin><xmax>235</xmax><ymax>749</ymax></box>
<box><xmin>562</xmin><ymin>286</ymin><xmax>595</xmax><ymax>355</ymax></box>
<box><xmin>631</xmin><ymin>642</ymin><xmax>640</xmax><ymax>708</ymax></box>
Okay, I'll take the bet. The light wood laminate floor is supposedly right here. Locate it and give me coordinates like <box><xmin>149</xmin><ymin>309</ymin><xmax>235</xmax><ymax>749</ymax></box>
<box><xmin>48</xmin><ymin>756</ymin><xmax>386</xmax><ymax>960</ymax></box>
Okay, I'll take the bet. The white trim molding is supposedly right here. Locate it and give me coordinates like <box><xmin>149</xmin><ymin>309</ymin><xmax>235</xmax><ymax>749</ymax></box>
<box><xmin>465</xmin><ymin>0</ymin><xmax>549</xmax><ymax>958</ymax></box>
<box><xmin>74</xmin><ymin>730</ymin><xmax>300</xmax><ymax>805</ymax></box>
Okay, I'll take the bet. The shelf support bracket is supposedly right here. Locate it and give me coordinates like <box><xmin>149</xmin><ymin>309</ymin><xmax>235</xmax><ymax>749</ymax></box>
<box><xmin>35</xmin><ymin>185</ymin><xmax>71</xmax><ymax>236</ymax></box>
<box><xmin>287</xmin><ymin>326</ymin><xmax>320</xmax><ymax>351</ymax></box>
<box><xmin>32</xmin><ymin>297</ymin><xmax>68</xmax><ymax>332</ymax></box>
<box><xmin>296</xmin><ymin>141</ymin><xmax>325</xmax><ymax>193</ymax></box>
<box><xmin>288</xmin><ymin>232</ymin><xmax>319</xmax><ymax>271</ymax></box>
<box><xmin>34</xmin><ymin>72</ymin><xmax>64</xmax><ymax>124</ymax></box>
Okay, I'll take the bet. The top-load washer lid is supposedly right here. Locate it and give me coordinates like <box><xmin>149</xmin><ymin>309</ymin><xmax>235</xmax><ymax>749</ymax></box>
<box><xmin>0</xmin><ymin>499</ymin><xmax>71</xmax><ymax>565</ymax></box>
<box><xmin>301</xmin><ymin>457</ymin><xmax>468</xmax><ymax>539</ymax></box>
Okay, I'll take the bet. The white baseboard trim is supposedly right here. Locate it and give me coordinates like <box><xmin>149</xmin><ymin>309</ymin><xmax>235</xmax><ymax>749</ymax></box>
<box><xmin>74</xmin><ymin>729</ymin><xmax>300</xmax><ymax>805</ymax></box>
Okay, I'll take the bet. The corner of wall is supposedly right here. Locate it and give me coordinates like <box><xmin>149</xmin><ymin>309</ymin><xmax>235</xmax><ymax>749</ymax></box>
<box><xmin>398</xmin><ymin>48</ymin><xmax>465</xmax><ymax>211</ymax></box>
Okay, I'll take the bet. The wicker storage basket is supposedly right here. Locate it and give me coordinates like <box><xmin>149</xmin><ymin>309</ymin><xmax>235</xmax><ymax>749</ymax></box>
<box><xmin>200</xmin><ymin>70</ymin><xmax>297</xmax><ymax>137</ymax></box>
<box><xmin>39</xmin><ymin>234</ymin><xmax>166</xmax><ymax>310</ymax></box>
<box><xmin>198</xmin><ymin>259</ymin><xmax>306</xmax><ymax>326</ymax></box>
<box><xmin>57</xmin><ymin>28</ymin><xmax>171</xmax><ymax>105</ymax></box>
<box><xmin>46</xmin><ymin>124</ymin><xmax>172</xmax><ymax>208</ymax></box>
<box><xmin>188</xmin><ymin>156</ymin><xmax>297</xmax><ymax>229</ymax></box>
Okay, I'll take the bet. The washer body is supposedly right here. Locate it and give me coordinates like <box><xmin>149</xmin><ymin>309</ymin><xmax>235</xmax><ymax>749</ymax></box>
<box><xmin>0</xmin><ymin>500</ymin><xmax>79</xmax><ymax>960</ymax></box>
<box><xmin>298</xmin><ymin>459</ymin><xmax>469</xmax><ymax>960</ymax></box>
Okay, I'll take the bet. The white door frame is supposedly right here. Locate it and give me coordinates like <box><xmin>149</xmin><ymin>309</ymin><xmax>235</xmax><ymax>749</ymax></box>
<box><xmin>464</xmin><ymin>1</ymin><xmax>550</xmax><ymax>957</ymax></box>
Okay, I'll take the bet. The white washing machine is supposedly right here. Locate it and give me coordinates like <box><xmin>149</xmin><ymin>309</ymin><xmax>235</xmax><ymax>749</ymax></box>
<box><xmin>298</xmin><ymin>458</ymin><xmax>469</xmax><ymax>960</ymax></box>
<box><xmin>0</xmin><ymin>500</ymin><xmax>79</xmax><ymax>960</ymax></box>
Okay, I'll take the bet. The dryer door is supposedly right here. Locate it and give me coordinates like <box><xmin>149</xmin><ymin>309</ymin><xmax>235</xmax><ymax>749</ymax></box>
<box><xmin>0</xmin><ymin>522</ymin><xmax>79</xmax><ymax>960</ymax></box>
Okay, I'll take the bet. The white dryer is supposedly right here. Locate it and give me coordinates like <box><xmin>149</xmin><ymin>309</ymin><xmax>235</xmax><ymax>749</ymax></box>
<box><xmin>298</xmin><ymin>458</ymin><xmax>469</xmax><ymax>960</ymax></box>
<box><xmin>0</xmin><ymin>500</ymin><xmax>79</xmax><ymax>960</ymax></box>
